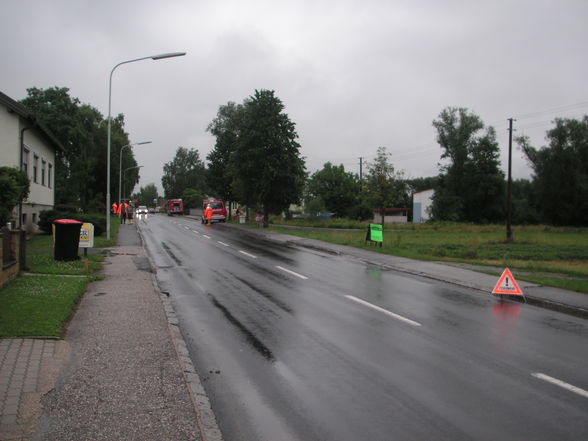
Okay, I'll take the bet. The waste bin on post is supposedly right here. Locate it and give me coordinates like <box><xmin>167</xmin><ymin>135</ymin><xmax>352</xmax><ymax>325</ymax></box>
<box><xmin>53</xmin><ymin>219</ymin><xmax>83</xmax><ymax>261</ymax></box>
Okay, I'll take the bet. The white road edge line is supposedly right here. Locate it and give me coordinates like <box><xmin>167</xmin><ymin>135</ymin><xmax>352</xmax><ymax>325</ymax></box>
<box><xmin>345</xmin><ymin>295</ymin><xmax>421</xmax><ymax>327</ymax></box>
<box><xmin>202</xmin><ymin>234</ymin><xmax>211</xmax><ymax>239</ymax></box>
<box><xmin>531</xmin><ymin>373</ymin><xmax>588</xmax><ymax>399</ymax></box>
<box><xmin>239</xmin><ymin>250</ymin><xmax>257</xmax><ymax>259</ymax></box>
<box><xmin>218</xmin><ymin>241</ymin><xmax>230</xmax><ymax>247</ymax></box>
<box><xmin>276</xmin><ymin>266</ymin><xmax>308</xmax><ymax>280</ymax></box>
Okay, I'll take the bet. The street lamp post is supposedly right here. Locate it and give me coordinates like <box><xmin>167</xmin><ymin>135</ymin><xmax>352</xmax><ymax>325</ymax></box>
<box><xmin>119</xmin><ymin>141</ymin><xmax>152</xmax><ymax>206</ymax></box>
<box><xmin>123</xmin><ymin>165</ymin><xmax>143</xmax><ymax>203</ymax></box>
<box><xmin>106</xmin><ymin>51</ymin><xmax>186</xmax><ymax>239</ymax></box>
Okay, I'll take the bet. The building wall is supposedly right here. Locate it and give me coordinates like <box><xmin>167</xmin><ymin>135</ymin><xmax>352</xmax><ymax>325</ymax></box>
<box><xmin>0</xmin><ymin>107</ymin><xmax>20</xmax><ymax>166</ymax></box>
<box><xmin>0</xmin><ymin>100</ymin><xmax>56</xmax><ymax>232</ymax></box>
<box><xmin>413</xmin><ymin>189</ymin><xmax>434</xmax><ymax>223</ymax></box>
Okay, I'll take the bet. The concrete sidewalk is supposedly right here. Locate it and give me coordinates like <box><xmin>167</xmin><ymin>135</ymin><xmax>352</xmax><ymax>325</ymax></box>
<box><xmin>0</xmin><ymin>223</ymin><xmax>221</xmax><ymax>441</ymax></box>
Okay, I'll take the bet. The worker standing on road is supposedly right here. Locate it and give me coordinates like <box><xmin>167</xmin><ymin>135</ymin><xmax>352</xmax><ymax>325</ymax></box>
<box><xmin>112</xmin><ymin>202</ymin><xmax>118</xmax><ymax>215</ymax></box>
<box><xmin>205</xmin><ymin>204</ymin><xmax>213</xmax><ymax>225</ymax></box>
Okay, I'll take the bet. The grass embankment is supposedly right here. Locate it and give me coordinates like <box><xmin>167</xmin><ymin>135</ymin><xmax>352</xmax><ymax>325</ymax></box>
<box><xmin>268</xmin><ymin>220</ymin><xmax>588</xmax><ymax>294</ymax></box>
<box><xmin>0</xmin><ymin>217</ymin><xmax>119</xmax><ymax>338</ymax></box>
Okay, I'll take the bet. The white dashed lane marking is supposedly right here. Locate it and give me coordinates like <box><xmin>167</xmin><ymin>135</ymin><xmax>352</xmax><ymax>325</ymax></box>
<box><xmin>345</xmin><ymin>295</ymin><xmax>421</xmax><ymax>327</ymax></box>
<box><xmin>276</xmin><ymin>266</ymin><xmax>308</xmax><ymax>280</ymax></box>
<box><xmin>532</xmin><ymin>373</ymin><xmax>588</xmax><ymax>399</ymax></box>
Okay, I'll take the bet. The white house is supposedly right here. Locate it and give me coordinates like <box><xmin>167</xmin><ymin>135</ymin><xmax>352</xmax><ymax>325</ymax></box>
<box><xmin>0</xmin><ymin>91</ymin><xmax>63</xmax><ymax>232</ymax></box>
<box><xmin>412</xmin><ymin>189</ymin><xmax>434</xmax><ymax>223</ymax></box>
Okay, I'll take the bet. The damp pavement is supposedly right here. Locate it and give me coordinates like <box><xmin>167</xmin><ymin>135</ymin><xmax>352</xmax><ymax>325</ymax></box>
<box><xmin>1</xmin><ymin>218</ymin><xmax>587</xmax><ymax>441</ymax></box>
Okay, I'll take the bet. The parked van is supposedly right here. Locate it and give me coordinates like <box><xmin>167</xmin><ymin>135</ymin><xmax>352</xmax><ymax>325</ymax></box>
<box><xmin>202</xmin><ymin>200</ymin><xmax>227</xmax><ymax>223</ymax></box>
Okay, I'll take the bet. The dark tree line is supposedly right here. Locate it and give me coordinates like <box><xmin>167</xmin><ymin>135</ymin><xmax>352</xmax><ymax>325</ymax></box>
<box><xmin>19</xmin><ymin>87</ymin><xmax>139</xmax><ymax>213</ymax></box>
<box><xmin>19</xmin><ymin>86</ymin><xmax>587</xmax><ymax>227</ymax></box>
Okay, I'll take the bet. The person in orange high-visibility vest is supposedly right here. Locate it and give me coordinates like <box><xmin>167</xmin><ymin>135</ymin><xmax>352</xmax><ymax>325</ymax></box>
<box><xmin>112</xmin><ymin>202</ymin><xmax>118</xmax><ymax>215</ymax></box>
<box><xmin>204</xmin><ymin>204</ymin><xmax>213</xmax><ymax>225</ymax></box>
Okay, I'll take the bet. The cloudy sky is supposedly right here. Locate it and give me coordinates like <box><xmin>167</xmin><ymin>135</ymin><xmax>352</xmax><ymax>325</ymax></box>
<box><xmin>3</xmin><ymin>0</ymin><xmax>588</xmax><ymax>195</ymax></box>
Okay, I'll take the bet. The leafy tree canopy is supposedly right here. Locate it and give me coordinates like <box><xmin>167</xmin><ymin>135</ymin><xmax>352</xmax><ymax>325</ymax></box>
<box><xmin>19</xmin><ymin>87</ymin><xmax>132</xmax><ymax>213</ymax></box>
<box><xmin>206</xmin><ymin>101</ymin><xmax>245</xmax><ymax>201</ymax></box>
<box><xmin>517</xmin><ymin>116</ymin><xmax>588</xmax><ymax>225</ymax></box>
<box><xmin>131</xmin><ymin>183</ymin><xmax>159</xmax><ymax>207</ymax></box>
<box><xmin>162</xmin><ymin>147</ymin><xmax>207</xmax><ymax>199</ymax></box>
<box><xmin>431</xmin><ymin>107</ymin><xmax>504</xmax><ymax>223</ymax></box>
<box><xmin>230</xmin><ymin>89</ymin><xmax>306</xmax><ymax>226</ymax></box>
<box><xmin>305</xmin><ymin>162</ymin><xmax>359</xmax><ymax>217</ymax></box>
<box><xmin>365</xmin><ymin>147</ymin><xmax>406</xmax><ymax>225</ymax></box>
<box><xmin>0</xmin><ymin>167</ymin><xmax>30</xmax><ymax>226</ymax></box>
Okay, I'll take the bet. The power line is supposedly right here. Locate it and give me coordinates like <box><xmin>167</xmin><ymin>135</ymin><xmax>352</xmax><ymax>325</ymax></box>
<box><xmin>514</xmin><ymin>100</ymin><xmax>588</xmax><ymax>121</ymax></box>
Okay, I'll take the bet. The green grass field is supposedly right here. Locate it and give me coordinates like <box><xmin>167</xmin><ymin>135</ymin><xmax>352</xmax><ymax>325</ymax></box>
<box><xmin>0</xmin><ymin>219</ymin><xmax>119</xmax><ymax>337</ymax></box>
<box><xmin>268</xmin><ymin>221</ymin><xmax>588</xmax><ymax>293</ymax></box>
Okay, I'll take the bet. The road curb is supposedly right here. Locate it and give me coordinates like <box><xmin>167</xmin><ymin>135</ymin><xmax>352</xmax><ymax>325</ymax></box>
<box><xmin>154</xmin><ymin>276</ymin><xmax>224</xmax><ymax>441</ymax></box>
<box><xmin>138</xmin><ymin>224</ymin><xmax>223</xmax><ymax>441</ymax></box>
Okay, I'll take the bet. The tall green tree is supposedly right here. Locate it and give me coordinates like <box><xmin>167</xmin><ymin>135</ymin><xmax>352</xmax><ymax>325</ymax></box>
<box><xmin>365</xmin><ymin>147</ymin><xmax>406</xmax><ymax>225</ymax></box>
<box><xmin>517</xmin><ymin>116</ymin><xmax>588</xmax><ymax>225</ymax></box>
<box><xmin>131</xmin><ymin>183</ymin><xmax>159</xmax><ymax>207</ymax></box>
<box><xmin>161</xmin><ymin>147</ymin><xmax>207</xmax><ymax>199</ymax></box>
<box><xmin>206</xmin><ymin>102</ymin><xmax>244</xmax><ymax>201</ymax></box>
<box><xmin>305</xmin><ymin>162</ymin><xmax>360</xmax><ymax>217</ymax></box>
<box><xmin>231</xmin><ymin>90</ymin><xmax>306</xmax><ymax>227</ymax></box>
<box><xmin>431</xmin><ymin>107</ymin><xmax>504</xmax><ymax>223</ymax></box>
<box><xmin>19</xmin><ymin>87</ymin><xmax>132</xmax><ymax>212</ymax></box>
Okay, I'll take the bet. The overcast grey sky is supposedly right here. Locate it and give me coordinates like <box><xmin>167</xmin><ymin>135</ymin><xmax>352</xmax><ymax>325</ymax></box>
<box><xmin>3</xmin><ymin>0</ymin><xmax>588</xmax><ymax>195</ymax></box>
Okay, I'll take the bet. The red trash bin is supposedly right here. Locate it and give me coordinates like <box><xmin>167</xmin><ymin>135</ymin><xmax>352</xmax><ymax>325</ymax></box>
<box><xmin>53</xmin><ymin>219</ymin><xmax>83</xmax><ymax>261</ymax></box>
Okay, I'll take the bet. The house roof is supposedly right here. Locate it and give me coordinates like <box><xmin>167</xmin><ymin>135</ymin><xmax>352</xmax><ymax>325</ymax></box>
<box><xmin>374</xmin><ymin>207</ymin><xmax>410</xmax><ymax>214</ymax></box>
<box><xmin>0</xmin><ymin>90</ymin><xmax>65</xmax><ymax>152</ymax></box>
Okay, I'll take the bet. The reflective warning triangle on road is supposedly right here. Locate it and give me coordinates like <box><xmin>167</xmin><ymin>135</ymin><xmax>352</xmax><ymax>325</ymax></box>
<box><xmin>492</xmin><ymin>268</ymin><xmax>524</xmax><ymax>295</ymax></box>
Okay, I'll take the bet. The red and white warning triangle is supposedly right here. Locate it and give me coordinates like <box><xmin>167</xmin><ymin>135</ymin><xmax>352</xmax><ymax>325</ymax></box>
<box><xmin>492</xmin><ymin>268</ymin><xmax>524</xmax><ymax>296</ymax></box>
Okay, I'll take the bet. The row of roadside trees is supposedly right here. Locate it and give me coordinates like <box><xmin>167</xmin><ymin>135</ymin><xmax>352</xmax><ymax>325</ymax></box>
<box><xmin>11</xmin><ymin>86</ymin><xmax>588</xmax><ymax>228</ymax></box>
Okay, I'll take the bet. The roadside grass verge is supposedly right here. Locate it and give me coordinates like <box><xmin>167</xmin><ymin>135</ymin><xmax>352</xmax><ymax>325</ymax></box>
<box><xmin>0</xmin><ymin>275</ymin><xmax>96</xmax><ymax>338</ymax></box>
<box><xmin>268</xmin><ymin>222</ymin><xmax>588</xmax><ymax>294</ymax></box>
<box><xmin>0</xmin><ymin>219</ymin><xmax>118</xmax><ymax>338</ymax></box>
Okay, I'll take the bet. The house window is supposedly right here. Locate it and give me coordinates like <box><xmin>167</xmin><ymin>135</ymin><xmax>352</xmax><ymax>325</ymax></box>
<box><xmin>48</xmin><ymin>163</ymin><xmax>53</xmax><ymax>188</ymax></box>
<box><xmin>32</xmin><ymin>213</ymin><xmax>37</xmax><ymax>224</ymax></box>
<box><xmin>22</xmin><ymin>149</ymin><xmax>29</xmax><ymax>175</ymax></box>
<box><xmin>33</xmin><ymin>154</ymin><xmax>39</xmax><ymax>183</ymax></box>
<box><xmin>42</xmin><ymin>160</ymin><xmax>46</xmax><ymax>186</ymax></box>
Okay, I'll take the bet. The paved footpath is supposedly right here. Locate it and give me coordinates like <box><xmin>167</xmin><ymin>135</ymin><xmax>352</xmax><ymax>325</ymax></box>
<box><xmin>0</xmin><ymin>339</ymin><xmax>68</xmax><ymax>441</ymax></box>
<box><xmin>0</xmin><ymin>224</ymin><xmax>221</xmax><ymax>441</ymax></box>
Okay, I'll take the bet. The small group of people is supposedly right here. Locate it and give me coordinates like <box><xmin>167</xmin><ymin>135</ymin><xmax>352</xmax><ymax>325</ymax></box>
<box><xmin>111</xmin><ymin>202</ymin><xmax>135</xmax><ymax>224</ymax></box>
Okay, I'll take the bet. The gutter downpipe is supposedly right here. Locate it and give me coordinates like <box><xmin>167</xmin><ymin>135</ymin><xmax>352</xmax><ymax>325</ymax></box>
<box><xmin>19</xmin><ymin>126</ymin><xmax>30</xmax><ymax>229</ymax></box>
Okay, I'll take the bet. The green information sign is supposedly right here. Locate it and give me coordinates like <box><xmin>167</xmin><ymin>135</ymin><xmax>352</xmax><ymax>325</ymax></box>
<box><xmin>366</xmin><ymin>223</ymin><xmax>383</xmax><ymax>246</ymax></box>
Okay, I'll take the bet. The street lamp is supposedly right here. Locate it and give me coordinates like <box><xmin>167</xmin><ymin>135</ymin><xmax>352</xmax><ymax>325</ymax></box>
<box><xmin>106</xmin><ymin>51</ymin><xmax>186</xmax><ymax>239</ymax></box>
<box><xmin>123</xmin><ymin>165</ymin><xmax>143</xmax><ymax>203</ymax></box>
<box><xmin>119</xmin><ymin>141</ymin><xmax>152</xmax><ymax>206</ymax></box>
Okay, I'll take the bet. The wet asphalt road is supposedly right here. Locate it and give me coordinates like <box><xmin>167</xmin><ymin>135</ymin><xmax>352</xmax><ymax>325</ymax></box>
<box><xmin>139</xmin><ymin>215</ymin><xmax>588</xmax><ymax>441</ymax></box>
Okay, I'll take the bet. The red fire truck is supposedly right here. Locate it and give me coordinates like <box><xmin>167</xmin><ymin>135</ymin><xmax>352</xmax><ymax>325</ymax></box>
<box><xmin>166</xmin><ymin>199</ymin><xmax>184</xmax><ymax>216</ymax></box>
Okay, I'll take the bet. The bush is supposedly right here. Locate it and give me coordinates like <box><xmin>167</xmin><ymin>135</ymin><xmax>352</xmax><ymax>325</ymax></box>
<box><xmin>38</xmin><ymin>210</ymin><xmax>106</xmax><ymax>236</ymax></box>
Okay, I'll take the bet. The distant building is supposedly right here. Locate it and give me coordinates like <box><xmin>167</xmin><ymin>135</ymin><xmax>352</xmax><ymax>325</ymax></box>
<box><xmin>412</xmin><ymin>189</ymin><xmax>434</xmax><ymax>223</ymax></box>
<box><xmin>0</xmin><ymin>91</ymin><xmax>64</xmax><ymax>232</ymax></box>
<box><xmin>373</xmin><ymin>207</ymin><xmax>409</xmax><ymax>224</ymax></box>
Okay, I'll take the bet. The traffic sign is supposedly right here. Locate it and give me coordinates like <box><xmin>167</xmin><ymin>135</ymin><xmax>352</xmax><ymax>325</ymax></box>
<box><xmin>492</xmin><ymin>268</ymin><xmax>523</xmax><ymax>296</ymax></box>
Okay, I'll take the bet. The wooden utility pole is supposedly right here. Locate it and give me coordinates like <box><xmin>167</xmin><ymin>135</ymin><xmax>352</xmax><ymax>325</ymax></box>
<box><xmin>359</xmin><ymin>157</ymin><xmax>363</xmax><ymax>191</ymax></box>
